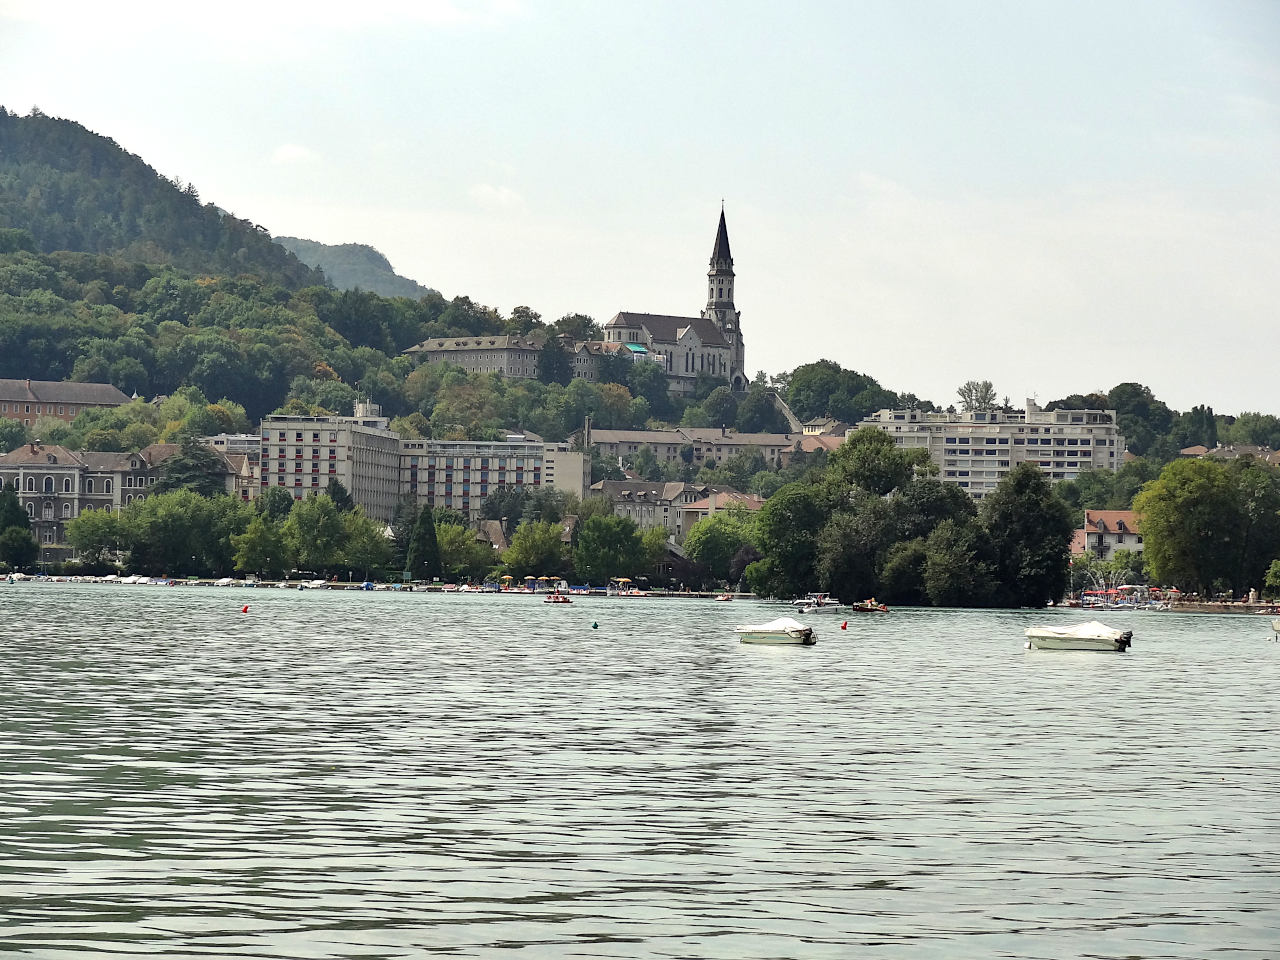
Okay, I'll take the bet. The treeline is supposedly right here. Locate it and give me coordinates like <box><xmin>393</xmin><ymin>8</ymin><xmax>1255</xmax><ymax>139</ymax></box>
<box><xmin>276</xmin><ymin>237</ymin><xmax>438</xmax><ymax>300</ymax></box>
<box><xmin>682</xmin><ymin>428</ymin><xmax>1075</xmax><ymax>606</ymax></box>
<box><xmin>0</xmin><ymin>108</ymin><xmax>321</xmax><ymax>288</ymax></box>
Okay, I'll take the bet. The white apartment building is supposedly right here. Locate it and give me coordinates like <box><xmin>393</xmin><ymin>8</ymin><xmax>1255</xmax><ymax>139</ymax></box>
<box><xmin>859</xmin><ymin>398</ymin><xmax>1125</xmax><ymax>500</ymax></box>
<box><xmin>400</xmin><ymin>438</ymin><xmax>588</xmax><ymax>520</ymax></box>
<box><xmin>258</xmin><ymin>402</ymin><xmax>402</xmax><ymax>522</ymax></box>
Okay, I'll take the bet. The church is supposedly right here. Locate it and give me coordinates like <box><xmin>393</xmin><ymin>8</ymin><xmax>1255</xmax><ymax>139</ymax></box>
<box><xmin>602</xmin><ymin>208</ymin><xmax>748</xmax><ymax>394</ymax></box>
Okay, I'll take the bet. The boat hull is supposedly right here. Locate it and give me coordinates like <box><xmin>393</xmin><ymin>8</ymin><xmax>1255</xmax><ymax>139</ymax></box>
<box><xmin>1025</xmin><ymin>621</ymin><xmax>1132</xmax><ymax>652</ymax></box>
<box><xmin>737</xmin><ymin>630</ymin><xmax>816</xmax><ymax>645</ymax></box>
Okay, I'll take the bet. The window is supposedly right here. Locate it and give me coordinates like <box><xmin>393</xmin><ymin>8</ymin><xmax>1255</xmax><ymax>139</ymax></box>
<box><xmin>62</xmin><ymin>502</ymin><xmax>71</xmax><ymax>517</ymax></box>
<box><xmin>62</xmin><ymin>477</ymin><xmax>72</xmax><ymax>492</ymax></box>
<box><xmin>43</xmin><ymin>477</ymin><xmax>53</xmax><ymax>493</ymax></box>
<box><xmin>86</xmin><ymin>478</ymin><xmax>94</xmax><ymax>493</ymax></box>
<box><xmin>104</xmin><ymin>480</ymin><xmax>112</xmax><ymax>494</ymax></box>
<box><xmin>25</xmin><ymin>476</ymin><xmax>34</xmax><ymax>492</ymax></box>
<box><xmin>26</xmin><ymin>503</ymin><xmax>33</xmax><ymax>517</ymax></box>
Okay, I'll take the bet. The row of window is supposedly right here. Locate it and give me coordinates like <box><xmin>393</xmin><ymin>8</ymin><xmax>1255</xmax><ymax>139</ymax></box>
<box><xmin>4</xmin><ymin>476</ymin><xmax>149</xmax><ymax>494</ymax></box>
<box><xmin>0</xmin><ymin>402</ymin><xmax>79</xmax><ymax>415</ymax></box>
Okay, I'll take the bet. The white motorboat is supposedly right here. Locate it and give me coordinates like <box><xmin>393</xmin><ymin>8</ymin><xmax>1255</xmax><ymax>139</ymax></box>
<box><xmin>735</xmin><ymin>616</ymin><xmax>817</xmax><ymax>645</ymax></box>
<box><xmin>1025</xmin><ymin>620</ymin><xmax>1133</xmax><ymax>652</ymax></box>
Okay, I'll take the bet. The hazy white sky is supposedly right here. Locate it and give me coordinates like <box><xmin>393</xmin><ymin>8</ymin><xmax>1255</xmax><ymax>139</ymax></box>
<box><xmin>2</xmin><ymin>0</ymin><xmax>1278</xmax><ymax>414</ymax></box>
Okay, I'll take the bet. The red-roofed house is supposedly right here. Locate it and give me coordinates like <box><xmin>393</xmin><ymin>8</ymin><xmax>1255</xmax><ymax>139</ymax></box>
<box><xmin>1072</xmin><ymin>510</ymin><xmax>1144</xmax><ymax>559</ymax></box>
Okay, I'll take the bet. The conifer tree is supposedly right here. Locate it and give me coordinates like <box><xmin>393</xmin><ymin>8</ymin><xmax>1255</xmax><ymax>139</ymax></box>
<box><xmin>405</xmin><ymin>504</ymin><xmax>442</xmax><ymax>582</ymax></box>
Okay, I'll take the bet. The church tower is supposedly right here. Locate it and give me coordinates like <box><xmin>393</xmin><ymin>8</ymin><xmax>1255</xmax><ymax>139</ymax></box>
<box><xmin>702</xmin><ymin>207</ymin><xmax>746</xmax><ymax>390</ymax></box>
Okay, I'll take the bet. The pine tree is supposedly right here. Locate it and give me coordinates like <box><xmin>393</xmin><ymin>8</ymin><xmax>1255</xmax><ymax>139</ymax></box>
<box><xmin>405</xmin><ymin>504</ymin><xmax>442</xmax><ymax>582</ymax></box>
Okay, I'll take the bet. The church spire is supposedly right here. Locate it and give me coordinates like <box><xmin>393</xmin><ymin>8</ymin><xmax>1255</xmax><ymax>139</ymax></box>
<box><xmin>711</xmin><ymin>206</ymin><xmax>732</xmax><ymax>264</ymax></box>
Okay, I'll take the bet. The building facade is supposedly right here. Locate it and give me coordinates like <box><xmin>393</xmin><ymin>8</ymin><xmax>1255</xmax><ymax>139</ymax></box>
<box><xmin>1070</xmin><ymin>510</ymin><xmax>1144</xmax><ymax>559</ymax></box>
<box><xmin>585</xmin><ymin>427</ymin><xmax>798</xmax><ymax>469</ymax></box>
<box><xmin>590</xmin><ymin>479</ymin><xmax>752</xmax><ymax>542</ymax></box>
<box><xmin>0</xmin><ymin>378</ymin><xmax>131</xmax><ymax>426</ymax></box>
<box><xmin>401</xmin><ymin>333</ymin><xmax>543</xmax><ymax>378</ymax></box>
<box><xmin>400</xmin><ymin>438</ymin><xmax>588</xmax><ymax>521</ymax></box>
<box><xmin>859</xmin><ymin>399</ymin><xmax>1126</xmax><ymax>500</ymax></box>
<box><xmin>258</xmin><ymin>403</ymin><xmax>402</xmax><ymax>522</ymax></box>
<box><xmin>0</xmin><ymin>442</ymin><xmax>233</xmax><ymax>558</ymax></box>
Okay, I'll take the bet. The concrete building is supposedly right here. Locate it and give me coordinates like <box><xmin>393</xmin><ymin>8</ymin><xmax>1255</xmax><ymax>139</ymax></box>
<box><xmin>258</xmin><ymin>402</ymin><xmax>402</xmax><ymax>522</ymax></box>
<box><xmin>0</xmin><ymin>378</ymin><xmax>131</xmax><ymax>426</ymax></box>
<box><xmin>400</xmin><ymin>438</ymin><xmax>588</xmax><ymax>521</ymax></box>
<box><xmin>858</xmin><ymin>399</ymin><xmax>1126</xmax><ymax>500</ymax></box>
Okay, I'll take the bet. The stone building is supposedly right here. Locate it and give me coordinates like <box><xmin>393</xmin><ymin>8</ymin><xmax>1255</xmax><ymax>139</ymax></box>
<box><xmin>0</xmin><ymin>378</ymin><xmax>131</xmax><ymax>426</ymax></box>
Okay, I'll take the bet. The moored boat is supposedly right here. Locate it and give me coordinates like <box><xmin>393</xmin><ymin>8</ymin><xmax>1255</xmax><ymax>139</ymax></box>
<box><xmin>543</xmin><ymin>592</ymin><xmax>572</xmax><ymax>604</ymax></box>
<box><xmin>847</xmin><ymin>599</ymin><xmax>889</xmax><ymax>613</ymax></box>
<box><xmin>735</xmin><ymin>616</ymin><xmax>817</xmax><ymax>645</ymax></box>
<box><xmin>1025</xmin><ymin>620</ymin><xmax>1133</xmax><ymax>652</ymax></box>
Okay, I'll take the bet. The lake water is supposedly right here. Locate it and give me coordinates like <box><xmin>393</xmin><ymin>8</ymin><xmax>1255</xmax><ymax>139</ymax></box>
<box><xmin>1</xmin><ymin>584</ymin><xmax>1278</xmax><ymax>959</ymax></box>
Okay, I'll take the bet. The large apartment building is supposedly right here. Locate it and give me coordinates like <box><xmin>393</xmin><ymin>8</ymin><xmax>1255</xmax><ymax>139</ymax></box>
<box><xmin>258</xmin><ymin>403</ymin><xmax>402</xmax><ymax>522</ymax></box>
<box><xmin>859</xmin><ymin>399</ymin><xmax>1125</xmax><ymax>499</ymax></box>
<box><xmin>401</xmin><ymin>437</ymin><xmax>588</xmax><ymax>520</ymax></box>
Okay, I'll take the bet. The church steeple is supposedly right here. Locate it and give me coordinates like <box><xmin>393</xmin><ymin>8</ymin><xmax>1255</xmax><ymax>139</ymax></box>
<box><xmin>702</xmin><ymin>205</ymin><xmax>746</xmax><ymax>391</ymax></box>
<box><xmin>707</xmin><ymin>206</ymin><xmax>735</xmax><ymax>309</ymax></box>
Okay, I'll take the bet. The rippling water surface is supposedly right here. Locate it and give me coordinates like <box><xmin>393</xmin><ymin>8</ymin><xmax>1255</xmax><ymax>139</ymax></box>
<box><xmin>1</xmin><ymin>584</ymin><xmax>1278</xmax><ymax>958</ymax></box>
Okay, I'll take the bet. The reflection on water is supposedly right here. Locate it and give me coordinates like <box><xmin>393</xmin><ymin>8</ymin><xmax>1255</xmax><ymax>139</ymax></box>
<box><xmin>1</xmin><ymin>585</ymin><xmax>1278</xmax><ymax>958</ymax></box>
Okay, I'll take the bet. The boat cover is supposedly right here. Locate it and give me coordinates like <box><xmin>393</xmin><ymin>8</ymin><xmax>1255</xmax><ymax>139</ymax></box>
<box><xmin>1024</xmin><ymin>620</ymin><xmax>1128</xmax><ymax>641</ymax></box>
<box><xmin>736</xmin><ymin>616</ymin><xmax>809</xmax><ymax>633</ymax></box>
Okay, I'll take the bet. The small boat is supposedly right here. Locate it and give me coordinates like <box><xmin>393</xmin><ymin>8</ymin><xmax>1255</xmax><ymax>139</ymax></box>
<box><xmin>735</xmin><ymin>616</ymin><xmax>817</xmax><ymax>645</ymax></box>
<box><xmin>714</xmin><ymin>593</ymin><xmax>734</xmax><ymax>602</ymax></box>
<box><xmin>1025</xmin><ymin>620</ymin><xmax>1133</xmax><ymax>652</ymax></box>
<box><xmin>543</xmin><ymin>592</ymin><xmax>572</xmax><ymax>604</ymax></box>
<box><xmin>848</xmin><ymin>599</ymin><xmax>889</xmax><ymax>613</ymax></box>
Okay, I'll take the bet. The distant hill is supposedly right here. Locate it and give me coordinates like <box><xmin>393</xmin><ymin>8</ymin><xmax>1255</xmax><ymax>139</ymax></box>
<box><xmin>0</xmin><ymin>107</ymin><xmax>324</xmax><ymax>290</ymax></box>
<box><xmin>276</xmin><ymin>237</ymin><xmax>438</xmax><ymax>300</ymax></box>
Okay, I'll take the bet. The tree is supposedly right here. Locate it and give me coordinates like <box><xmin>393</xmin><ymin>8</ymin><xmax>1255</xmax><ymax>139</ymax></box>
<box><xmin>438</xmin><ymin>523</ymin><xmax>497</xmax><ymax>582</ymax></box>
<box><xmin>0</xmin><ymin>482</ymin><xmax>29</xmax><ymax>532</ymax></box>
<box><xmin>502</xmin><ymin>520</ymin><xmax>565</xmax><ymax>578</ymax></box>
<box><xmin>154</xmin><ymin>435</ymin><xmax>228</xmax><ymax>498</ymax></box>
<box><xmin>627</xmin><ymin>360</ymin><xmax>672</xmax><ymax>421</ymax></box>
<box><xmin>256</xmin><ymin>485</ymin><xmax>296</xmax><ymax>522</ymax></box>
<box><xmin>573</xmin><ymin>514</ymin><xmax>646</xmax><ymax>584</ymax></box>
<box><xmin>0</xmin><ymin>525</ymin><xmax>37</xmax><ymax>568</ymax></box>
<box><xmin>341</xmin><ymin>509</ymin><xmax>393</xmax><ymax>579</ymax></box>
<box><xmin>0</xmin><ymin>418</ymin><xmax>27</xmax><ymax>454</ymax></box>
<box><xmin>552</xmin><ymin>313</ymin><xmax>601</xmax><ymax>340</ymax></box>
<box><xmin>684</xmin><ymin>511</ymin><xmax>756</xmax><ymax>583</ymax></box>
<box><xmin>703</xmin><ymin>386</ymin><xmax>739</xmax><ymax>428</ymax></box>
<box><xmin>405</xmin><ymin>504</ymin><xmax>442</xmax><ymax>582</ymax></box>
<box><xmin>735</xmin><ymin>385</ymin><xmax>789</xmax><ymax>433</ymax></box>
<box><xmin>1134</xmin><ymin>458</ymin><xmax>1242</xmax><ymax>594</ymax></box>
<box><xmin>957</xmin><ymin>380</ymin><xmax>998</xmax><ymax>412</ymax></box>
<box><xmin>282</xmin><ymin>494</ymin><xmax>345</xmax><ymax>573</ymax></box>
<box><xmin>827</xmin><ymin>426</ymin><xmax>932</xmax><ymax>498</ymax></box>
<box><xmin>231</xmin><ymin>514</ymin><xmax>289</xmax><ymax>578</ymax></box>
<box><xmin>880</xmin><ymin>538</ymin><xmax>929</xmax><ymax>606</ymax></box>
<box><xmin>537</xmin><ymin>337</ymin><xmax>573</xmax><ymax>386</ymax></box>
<box><xmin>922</xmin><ymin>518</ymin><xmax>996</xmax><ymax>607</ymax></box>
<box><xmin>325</xmin><ymin>477</ymin><xmax>355</xmax><ymax>512</ymax></box>
<box><xmin>64</xmin><ymin>508</ymin><xmax>121</xmax><ymax>566</ymax></box>
<box><xmin>745</xmin><ymin>481</ymin><xmax>832</xmax><ymax>597</ymax></box>
<box><xmin>980</xmin><ymin>463</ymin><xmax>1075</xmax><ymax>606</ymax></box>
<box><xmin>815</xmin><ymin>497</ymin><xmax>896</xmax><ymax>601</ymax></box>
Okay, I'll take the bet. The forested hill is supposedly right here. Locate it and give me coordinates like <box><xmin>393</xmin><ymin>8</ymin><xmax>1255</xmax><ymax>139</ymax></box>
<box><xmin>0</xmin><ymin>107</ymin><xmax>323</xmax><ymax>289</ymax></box>
<box><xmin>277</xmin><ymin>237</ymin><xmax>438</xmax><ymax>300</ymax></box>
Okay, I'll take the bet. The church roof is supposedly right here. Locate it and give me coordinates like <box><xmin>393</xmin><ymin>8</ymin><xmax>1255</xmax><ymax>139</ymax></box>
<box><xmin>605</xmin><ymin>312</ymin><xmax>728</xmax><ymax>347</ymax></box>
<box><xmin>711</xmin><ymin>208</ymin><xmax>732</xmax><ymax>262</ymax></box>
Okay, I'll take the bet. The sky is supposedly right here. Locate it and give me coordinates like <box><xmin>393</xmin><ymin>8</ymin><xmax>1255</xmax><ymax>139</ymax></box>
<box><xmin>2</xmin><ymin>0</ymin><xmax>1278</xmax><ymax>415</ymax></box>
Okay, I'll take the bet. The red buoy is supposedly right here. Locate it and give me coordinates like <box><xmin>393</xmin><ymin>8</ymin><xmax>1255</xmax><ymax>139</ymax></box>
<box><xmin>241</xmin><ymin>605</ymin><xmax>249</xmax><ymax>614</ymax></box>
<box><xmin>841</xmin><ymin>620</ymin><xmax>848</xmax><ymax>630</ymax></box>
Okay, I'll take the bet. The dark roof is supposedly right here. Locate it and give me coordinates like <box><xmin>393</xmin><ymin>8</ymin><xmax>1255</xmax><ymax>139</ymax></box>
<box><xmin>0</xmin><ymin>443</ymin><xmax>84</xmax><ymax>467</ymax></box>
<box><xmin>711</xmin><ymin>208</ymin><xmax>732</xmax><ymax>263</ymax></box>
<box><xmin>0</xmin><ymin>378</ymin><xmax>130</xmax><ymax>406</ymax></box>
<box><xmin>605</xmin><ymin>312</ymin><xmax>728</xmax><ymax>348</ymax></box>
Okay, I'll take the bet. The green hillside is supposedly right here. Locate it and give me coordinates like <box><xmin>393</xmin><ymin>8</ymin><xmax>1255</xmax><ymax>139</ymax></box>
<box><xmin>0</xmin><ymin>107</ymin><xmax>322</xmax><ymax>289</ymax></box>
<box><xmin>277</xmin><ymin>237</ymin><xmax>437</xmax><ymax>300</ymax></box>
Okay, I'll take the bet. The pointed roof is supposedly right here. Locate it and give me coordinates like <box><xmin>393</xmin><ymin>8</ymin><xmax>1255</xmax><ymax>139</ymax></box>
<box><xmin>711</xmin><ymin>208</ymin><xmax>732</xmax><ymax>263</ymax></box>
